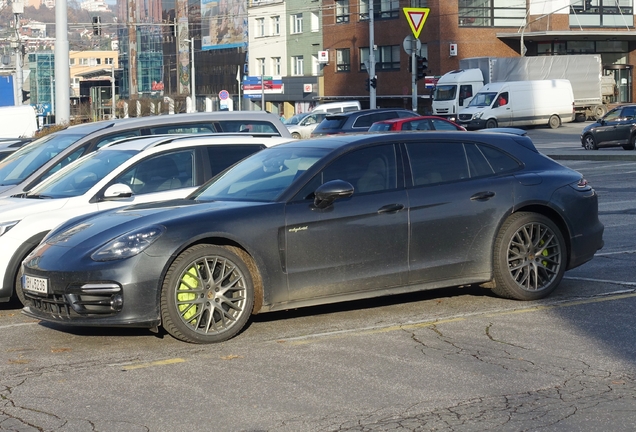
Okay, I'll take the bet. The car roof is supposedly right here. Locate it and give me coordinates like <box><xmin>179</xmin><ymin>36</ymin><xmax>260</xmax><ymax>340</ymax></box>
<box><xmin>99</xmin><ymin>133</ymin><xmax>293</xmax><ymax>153</ymax></box>
<box><xmin>326</xmin><ymin>108</ymin><xmax>416</xmax><ymax>119</ymax></box>
<box><xmin>277</xmin><ymin>130</ymin><xmax>537</xmax><ymax>152</ymax></box>
<box><xmin>59</xmin><ymin>111</ymin><xmax>288</xmax><ymax>135</ymax></box>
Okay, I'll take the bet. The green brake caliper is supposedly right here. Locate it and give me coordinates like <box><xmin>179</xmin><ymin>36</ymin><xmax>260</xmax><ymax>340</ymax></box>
<box><xmin>178</xmin><ymin>266</ymin><xmax>199</xmax><ymax>324</ymax></box>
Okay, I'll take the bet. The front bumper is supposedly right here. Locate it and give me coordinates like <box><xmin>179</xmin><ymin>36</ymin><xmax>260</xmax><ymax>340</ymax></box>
<box><xmin>458</xmin><ymin>118</ymin><xmax>487</xmax><ymax>130</ymax></box>
<box><xmin>21</xmin><ymin>250</ymin><xmax>167</xmax><ymax>328</ymax></box>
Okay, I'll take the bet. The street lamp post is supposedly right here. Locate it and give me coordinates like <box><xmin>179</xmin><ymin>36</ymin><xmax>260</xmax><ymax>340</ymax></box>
<box><xmin>185</xmin><ymin>38</ymin><xmax>195</xmax><ymax>112</ymax></box>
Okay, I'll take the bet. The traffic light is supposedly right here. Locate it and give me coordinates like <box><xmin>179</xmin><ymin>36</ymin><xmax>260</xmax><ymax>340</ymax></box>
<box><xmin>370</xmin><ymin>77</ymin><xmax>377</xmax><ymax>89</ymax></box>
<box><xmin>416</xmin><ymin>56</ymin><xmax>427</xmax><ymax>81</ymax></box>
<box><xmin>365</xmin><ymin>78</ymin><xmax>370</xmax><ymax>91</ymax></box>
<box><xmin>21</xmin><ymin>90</ymin><xmax>29</xmax><ymax>102</ymax></box>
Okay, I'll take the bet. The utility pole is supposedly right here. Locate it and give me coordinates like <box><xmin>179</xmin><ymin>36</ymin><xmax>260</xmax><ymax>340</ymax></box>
<box><xmin>368</xmin><ymin>2</ymin><xmax>377</xmax><ymax>109</ymax></box>
<box><xmin>55</xmin><ymin>0</ymin><xmax>70</xmax><ymax>123</ymax></box>
<box><xmin>12</xmin><ymin>1</ymin><xmax>23</xmax><ymax>106</ymax></box>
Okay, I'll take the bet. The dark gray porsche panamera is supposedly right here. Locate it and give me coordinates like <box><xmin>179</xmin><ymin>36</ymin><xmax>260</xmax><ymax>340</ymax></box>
<box><xmin>21</xmin><ymin>131</ymin><xmax>604</xmax><ymax>343</ymax></box>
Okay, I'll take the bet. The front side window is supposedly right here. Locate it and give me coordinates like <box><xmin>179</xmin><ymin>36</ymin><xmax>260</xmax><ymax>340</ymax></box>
<box><xmin>336</xmin><ymin>48</ymin><xmax>351</xmax><ymax>72</ymax></box>
<box><xmin>459</xmin><ymin>0</ymin><xmax>526</xmax><ymax>27</ymax></box>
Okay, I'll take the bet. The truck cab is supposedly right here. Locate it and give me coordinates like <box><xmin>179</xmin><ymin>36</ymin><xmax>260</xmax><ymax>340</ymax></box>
<box><xmin>432</xmin><ymin>69</ymin><xmax>485</xmax><ymax>122</ymax></box>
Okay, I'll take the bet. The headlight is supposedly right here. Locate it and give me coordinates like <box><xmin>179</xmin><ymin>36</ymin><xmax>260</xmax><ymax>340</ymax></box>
<box><xmin>0</xmin><ymin>220</ymin><xmax>19</xmax><ymax>237</ymax></box>
<box><xmin>474</xmin><ymin>112</ymin><xmax>484</xmax><ymax>119</ymax></box>
<box><xmin>91</xmin><ymin>225</ymin><xmax>165</xmax><ymax>262</ymax></box>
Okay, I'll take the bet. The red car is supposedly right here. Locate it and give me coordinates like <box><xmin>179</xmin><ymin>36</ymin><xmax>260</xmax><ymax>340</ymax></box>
<box><xmin>368</xmin><ymin>116</ymin><xmax>466</xmax><ymax>132</ymax></box>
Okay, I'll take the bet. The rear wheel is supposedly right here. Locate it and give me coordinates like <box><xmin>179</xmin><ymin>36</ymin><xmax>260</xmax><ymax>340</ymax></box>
<box><xmin>582</xmin><ymin>134</ymin><xmax>598</xmax><ymax>150</ymax></box>
<box><xmin>491</xmin><ymin>212</ymin><xmax>566</xmax><ymax>301</ymax></box>
<box><xmin>291</xmin><ymin>132</ymin><xmax>301</xmax><ymax>139</ymax></box>
<box><xmin>593</xmin><ymin>105</ymin><xmax>607</xmax><ymax>120</ymax></box>
<box><xmin>485</xmin><ymin>119</ymin><xmax>498</xmax><ymax>129</ymax></box>
<box><xmin>548</xmin><ymin>115</ymin><xmax>560</xmax><ymax>129</ymax></box>
<box><xmin>161</xmin><ymin>244</ymin><xmax>255</xmax><ymax>343</ymax></box>
<box><xmin>622</xmin><ymin>135</ymin><xmax>636</xmax><ymax>150</ymax></box>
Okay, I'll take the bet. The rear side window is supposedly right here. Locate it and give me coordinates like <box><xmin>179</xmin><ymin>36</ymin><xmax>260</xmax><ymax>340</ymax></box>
<box><xmin>472</xmin><ymin>144</ymin><xmax>521</xmax><ymax>174</ymax></box>
<box><xmin>214</xmin><ymin>121</ymin><xmax>280</xmax><ymax>134</ymax></box>
<box><xmin>352</xmin><ymin>112</ymin><xmax>398</xmax><ymax>128</ymax></box>
<box><xmin>406</xmin><ymin>142</ymin><xmax>469</xmax><ymax>185</ymax></box>
<box><xmin>150</xmin><ymin>123</ymin><xmax>215</xmax><ymax>134</ymax></box>
<box><xmin>317</xmin><ymin>117</ymin><xmax>347</xmax><ymax>130</ymax></box>
<box><xmin>430</xmin><ymin>119</ymin><xmax>459</xmax><ymax>130</ymax></box>
<box><xmin>206</xmin><ymin>144</ymin><xmax>265</xmax><ymax>177</ymax></box>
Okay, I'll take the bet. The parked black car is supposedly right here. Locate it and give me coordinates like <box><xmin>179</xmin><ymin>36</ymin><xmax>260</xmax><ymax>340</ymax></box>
<box><xmin>22</xmin><ymin>131</ymin><xmax>604</xmax><ymax>343</ymax></box>
<box><xmin>311</xmin><ymin>108</ymin><xmax>417</xmax><ymax>136</ymax></box>
<box><xmin>580</xmin><ymin>104</ymin><xmax>636</xmax><ymax>150</ymax></box>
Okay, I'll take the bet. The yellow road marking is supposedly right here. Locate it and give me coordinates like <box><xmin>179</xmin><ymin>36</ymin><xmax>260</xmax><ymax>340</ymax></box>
<box><xmin>121</xmin><ymin>358</ymin><xmax>186</xmax><ymax>370</ymax></box>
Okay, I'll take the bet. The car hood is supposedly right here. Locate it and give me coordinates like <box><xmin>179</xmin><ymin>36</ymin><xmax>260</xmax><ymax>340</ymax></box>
<box><xmin>582</xmin><ymin>122</ymin><xmax>600</xmax><ymax>133</ymax></box>
<box><xmin>0</xmin><ymin>196</ymin><xmax>69</xmax><ymax>221</ymax></box>
<box><xmin>44</xmin><ymin>198</ymin><xmax>266</xmax><ymax>249</ymax></box>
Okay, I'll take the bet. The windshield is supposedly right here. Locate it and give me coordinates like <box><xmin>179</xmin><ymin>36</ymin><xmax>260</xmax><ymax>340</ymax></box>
<box><xmin>367</xmin><ymin>123</ymin><xmax>391</xmax><ymax>132</ymax></box>
<box><xmin>28</xmin><ymin>149</ymin><xmax>136</xmax><ymax>198</ymax></box>
<box><xmin>0</xmin><ymin>132</ymin><xmax>85</xmax><ymax>186</ymax></box>
<box><xmin>433</xmin><ymin>85</ymin><xmax>457</xmax><ymax>101</ymax></box>
<box><xmin>194</xmin><ymin>146</ymin><xmax>329</xmax><ymax>202</ymax></box>
<box><xmin>468</xmin><ymin>92</ymin><xmax>497</xmax><ymax>107</ymax></box>
<box><xmin>284</xmin><ymin>114</ymin><xmax>306</xmax><ymax>125</ymax></box>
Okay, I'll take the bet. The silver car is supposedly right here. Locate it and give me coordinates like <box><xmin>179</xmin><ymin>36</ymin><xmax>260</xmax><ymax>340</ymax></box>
<box><xmin>0</xmin><ymin>111</ymin><xmax>291</xmax><ymax>198</ymax></box>
<box><xmin>286</xmin><ymin>112</ymin><xmax>329</xmax><ymax>139</ymax></box>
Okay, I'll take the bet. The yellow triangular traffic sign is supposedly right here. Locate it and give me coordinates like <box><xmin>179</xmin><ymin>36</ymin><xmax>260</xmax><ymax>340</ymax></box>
<box><xmin>403</xmin><ymin>8</ymin><xmax>430</xmax><ymax>39</ymax></box>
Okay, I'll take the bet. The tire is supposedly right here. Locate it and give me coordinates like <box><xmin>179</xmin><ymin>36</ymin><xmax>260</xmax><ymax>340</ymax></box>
<box><xmin>575</xmin><ymin>113</ymin><xmax>587</xmax><ymax>122</ymax></box>
<box><xmin>485</xmin><ymin>119</ymin><xmax>498</xmax><ymax>129</ymax></box>
<box><xmin>15</xmin><ymin>266</ymin><xmax>26</xmax><ymax>306</ymax></box>
<box><xmin>593</xmin><ymin>105</ymin><xmax>607</xmax><ymax>120</ymax></box>
<box><xmin>582</xmin><ymin>134</ymin><xmax>598</xmax><ymax>150</ymax></box>
<box><xmin>548</xmin><ymin>115</ymin><xmax>560</xmax><ymax>129</ymax></box>
<box><xmin>622</xmin><ymin>135</ymin><xmax>636</xmax><ymax>150</ymax></box>
<box><xmin>161</xmin><ymin>244</ymin><xmax>255</xmax><ymax>343</ymax></box>
<box><xmin>291</xmin><ymin>132</ymin><xmax>301</xmax><ymax>139</ymax></box>
<box><xmin>491</xmin><ymin>212</ymin><xmax>566</xmax><ymax>301</ymax></box>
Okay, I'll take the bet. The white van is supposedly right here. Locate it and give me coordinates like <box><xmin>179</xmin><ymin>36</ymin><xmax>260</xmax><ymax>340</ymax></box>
<box><xmin>312</xmin><ymin>101</ymin><xmax>361</xmax><ymax>114</ymax></box>
<box><xmin>0</xmin><ymin>105</ymin><xmax>38</xmax><ymax>138</ymax></box>
<box><xmin>457</xmin><ymin>79</ymin><xmax>574</xmax><ymax>130</ymax></box>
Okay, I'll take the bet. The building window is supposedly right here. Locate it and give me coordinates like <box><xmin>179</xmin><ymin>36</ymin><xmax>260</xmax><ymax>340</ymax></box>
<box><xmin>79</xmin><ymin>58</ymin><xmax>88</xmax><ymax>65</ymax></box>
<box><xmin>336</xmin><ymin>0</ymin><xmax>350</xmax><ymax>23</ymax></box>
<box><xmin>256</xmin><ymin>18</ymin><xmax>265</xmax><ymax>37</ymax></box>
<box><xmin>378</xmin><ymin>45</ymin><xmax>400</xmax><ymax>70</ymax></box>
<box><xmin>292</xmin><ymin>55</ymin><xmax>304</xmax><ymax>76</ymax></box>
<box><xmin>410</xmin><ymin>0</ymin><xmax>427</xmax><ymax>6</ymax></box>
<box><xmin>359</xmin><ymin>0</ymin><xmax>400</xmax><ymax>21</ymax></box>
<box><xmin>458</xmin><ymin>0</ymin><xmax>526</xmax><ymax>27</ymax></box>
<box><xmin>569</xmin><ymin>0</ymin><xmax>634</xmax><ymax>27</ymax></box>
<box><xmin>272</xmin><ymin>57</ymin><xmax>281</xmax><ymax>75</ymax></box>
<box><xmin>257</xmin><ymin>58</ymin><xmax>266</xmax><ymax>75</ymax></box>
<box><xmin>272</xmin><ymin>16</ymin><xmax>280</xmax><ymax>35</ymax></box>
<box><xmin>311</xmin><ymin>11</ymin><xmax>320</xmax><ymax>31</ymax></box>
<box><xmin>291</xmin><ymin>13</ymin><xmax>303</xmax><ymax>34</ymax></box>
<box><xmin>336</xmin><ymin>48</ymin><xmax>351</xmax><ymax>72</ymax></box>
<box><xmin>69</xmin><ymin>58</ymin><xmax>75</xmax><ymax>65</ymax></box>
<box><xmin>96</xmin><ymin>58</ymin><xmax>102</xmax><ymax>65</ymax></box>
<box><xmin>106</xmin><ymin>57</ymin><xmax>114</xmax><ymax>65</ymax></box>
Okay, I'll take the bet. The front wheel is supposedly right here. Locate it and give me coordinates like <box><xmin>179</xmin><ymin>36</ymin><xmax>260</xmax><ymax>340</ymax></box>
<box><xmin>491</xmin><ymin>212</ymin><xmax>566</xmax><ymax>301</ymax></box>
<box><xmin>548</xmin><ymin>115</ymin><xmax>560</xmax><ymax>129</ymax></box>
<box><xmin>582</xmin><ymin>134</ymin><xmax>598</xmax><ymax>150</ymax></box>
<box><xmin>161</xmin><ymin>244</ymin><xmax>255</xmax><ymax>343</ymax></box>
<box><xmin>291</xmin><ymin>132</ymin><xmax>301</xmax><ymax>139</ymax></box>
<box><xmin>485</xmin><ymin>119</ymin><xmax>498</xmax><ymax>129</ymax></box>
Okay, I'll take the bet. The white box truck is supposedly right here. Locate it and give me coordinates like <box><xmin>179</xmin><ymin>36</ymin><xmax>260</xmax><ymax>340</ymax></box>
<box><xmin>432</xmin><ymin>55</ymin><xmax>614</xmax><ymax>122</ymax></box>
<box><xmin>456</xmin><ymin>79</ymin><xmax>574</xmax><ymax>130</ymax></box>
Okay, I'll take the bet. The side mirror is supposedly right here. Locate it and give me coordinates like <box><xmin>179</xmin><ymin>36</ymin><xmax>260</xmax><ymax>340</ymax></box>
<box><xmin>102</xmin><ymin>183</ymin><xmax>134</xmax><ymax>200</ymax></box>
<box><xmin>313</xmin><ymin>180</ymin><xmax>354</xmax><ymax>209</ymax></box>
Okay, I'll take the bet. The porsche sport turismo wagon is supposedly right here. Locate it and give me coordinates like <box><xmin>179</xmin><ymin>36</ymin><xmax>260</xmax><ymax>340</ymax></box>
<box><xmin>22</xmin><ymin>131</ymin><xmax>604</xmax><ymax>343</ymax></box>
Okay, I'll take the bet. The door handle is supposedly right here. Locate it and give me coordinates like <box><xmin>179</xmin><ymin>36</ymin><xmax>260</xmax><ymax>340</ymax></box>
<box><xmin>470</xmin><ymin>191</ymin><xmax>495</xmax><ymax>201</ymax></box>
<box><xmin>378</xmin><ymin>204</ymin><xmax>404</xmax><ymax>214</ymax></box>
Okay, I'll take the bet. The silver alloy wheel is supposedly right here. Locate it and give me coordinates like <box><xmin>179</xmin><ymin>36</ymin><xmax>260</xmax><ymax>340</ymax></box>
<box><xmin>583</xmin><ymin>135</ymin><xmax>597</xmax><ymax>150</ymax></box>
<box><xmin>506</xmin><ymin>221</ymin><xmax>562</xmax><ymax>293</ymax></box>
<box><xmin>174</xmin><ymin>254</ymin><xmax>248</xmax><ymax>336</ymax></box>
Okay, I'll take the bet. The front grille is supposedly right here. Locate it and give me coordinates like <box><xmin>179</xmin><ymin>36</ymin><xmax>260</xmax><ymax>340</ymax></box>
<box><xmin>435</xmin><ymin>108</ymin><xmax>449</xmax><ymax>114</ymax></box>
<box><xmin>458</xmin><ymin>114</ymin><xmax>473</xmax><ymax>121</ymax></box>
<box><xmin>25</xmin><ymin>283</ymin><xmax>123</xmax><ymax>317</ymax></box>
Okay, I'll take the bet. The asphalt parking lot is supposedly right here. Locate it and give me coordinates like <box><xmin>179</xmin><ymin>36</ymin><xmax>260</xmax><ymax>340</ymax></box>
<box><xmin>0</xmin><ymin>122</ymin><xmax>634</xmax><ymax>432</ymax></box>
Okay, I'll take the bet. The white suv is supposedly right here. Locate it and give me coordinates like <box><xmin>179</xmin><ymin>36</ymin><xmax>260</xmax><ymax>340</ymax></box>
<box><xmin>0</xmin><ymin>134</ymin><xmax>291</xmax><ymax>304</ymax></box>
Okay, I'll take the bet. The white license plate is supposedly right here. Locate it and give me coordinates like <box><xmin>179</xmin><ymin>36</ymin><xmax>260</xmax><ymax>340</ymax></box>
<box><xmin>23</xmin><ymin>275</ymin><xmax>49</xmax><ymax>295</ymax></box>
